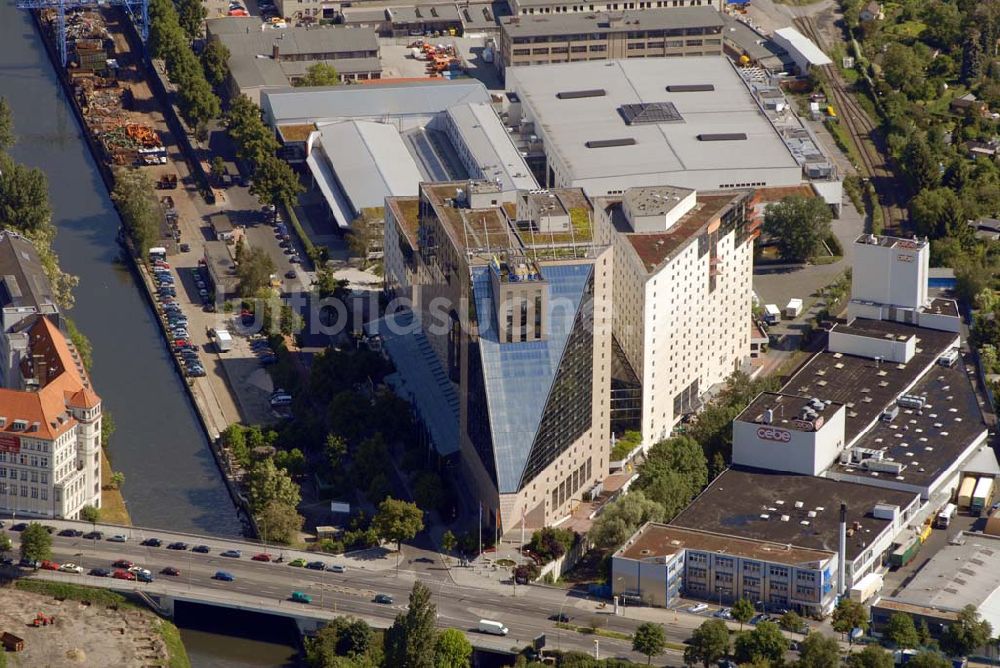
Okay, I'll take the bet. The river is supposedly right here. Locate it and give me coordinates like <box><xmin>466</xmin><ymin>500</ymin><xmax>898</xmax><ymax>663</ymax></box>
<box><xmin>0</xmin><ymin>5</ymin><xmax>296</xmax><ymax>665</ymax></box>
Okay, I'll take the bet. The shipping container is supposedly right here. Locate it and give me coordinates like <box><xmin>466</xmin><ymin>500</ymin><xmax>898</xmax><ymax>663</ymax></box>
<box><xmin>849</xmin><ymin>572</ymin><xmax>883</xmax><ymax>603</ymax></box>
<box><xmin>971</xmin><ymin>477</ymin><xmax>995</xmax><ymax>515</ymax></box>
<box><xmin>889</xmin><ymin>537</ymin><xmax>920</xmax><ymax>568</ymax></box>
<box><xmin>958</xmin><ymin>476</ymin><xmax>977</xmax><ymax>508</ymax></box>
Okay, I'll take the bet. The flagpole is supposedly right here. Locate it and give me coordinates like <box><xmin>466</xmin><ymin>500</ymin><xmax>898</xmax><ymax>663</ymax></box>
<box><xmin>478</xmin><ymin>503</ymin><xmax>482</xmax><ymax>558</ymax></box>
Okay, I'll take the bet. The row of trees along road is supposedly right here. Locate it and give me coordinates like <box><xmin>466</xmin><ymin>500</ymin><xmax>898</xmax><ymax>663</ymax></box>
<box><xmin>225</xmin><ymin>95</ymin><xmax>303</xmax><ymax>208</ymax></box>
<box><xmin>148</xmin><ymin>0</ymin><xmax>219</xmax><ymax>133</ymax></box>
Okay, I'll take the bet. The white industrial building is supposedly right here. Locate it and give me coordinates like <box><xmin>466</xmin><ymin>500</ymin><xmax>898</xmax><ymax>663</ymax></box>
<box><xmin>262</xmin><ymin>80</ymin><xmax>538</xmax><ymax>229</ymax></box>
<box><xmin>594</xmin><ymin>186</ymin><xmax>757</xmax><ymax>443</ymax></box>
<box><xmin>771</xmin><ymin>27</ymin><xmax>832</xmax><ymax>75</ymax></box>
<box><xmin>503</xmin><ymin>58</ymin><xmax>809</xmax><ymax>196</ymax></box>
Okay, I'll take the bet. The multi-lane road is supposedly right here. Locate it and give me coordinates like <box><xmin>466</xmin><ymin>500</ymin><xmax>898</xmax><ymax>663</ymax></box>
<box><xmin>1</xmin><ymin>518</ymin><xmax>694</xmax><ymax>664</ymax></box>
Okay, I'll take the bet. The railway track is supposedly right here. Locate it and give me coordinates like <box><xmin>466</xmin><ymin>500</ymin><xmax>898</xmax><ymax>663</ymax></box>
<box><xmin>793</xmin><ymin>16</ymin><xmax>903</xmax><ymax>231</ymax></box>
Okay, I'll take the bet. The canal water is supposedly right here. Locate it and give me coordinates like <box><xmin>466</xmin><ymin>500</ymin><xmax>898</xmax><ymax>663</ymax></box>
<box><xmin>0</xmin><ymin>6</ymin><xmax>296</xmax><ymax>665</ymax></box>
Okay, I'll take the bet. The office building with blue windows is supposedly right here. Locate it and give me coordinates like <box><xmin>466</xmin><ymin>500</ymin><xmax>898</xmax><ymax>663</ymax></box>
<box><xmin>381</xmin><ymin>180</ymin><xmax>612</xmax><ymax>532</ymax></box>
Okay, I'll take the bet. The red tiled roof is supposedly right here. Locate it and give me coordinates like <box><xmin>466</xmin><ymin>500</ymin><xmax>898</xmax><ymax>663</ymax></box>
<box><xmin>0</xmin><ymin>316</ymin><xmax>100</xmax><ymax>440</ymax></box>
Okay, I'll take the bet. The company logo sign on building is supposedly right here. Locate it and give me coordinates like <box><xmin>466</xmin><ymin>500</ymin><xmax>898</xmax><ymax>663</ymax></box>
<box><xmin>756</xmin><ymin>426</ymin><xmax>791</xmax><ymax>443</ymax></box>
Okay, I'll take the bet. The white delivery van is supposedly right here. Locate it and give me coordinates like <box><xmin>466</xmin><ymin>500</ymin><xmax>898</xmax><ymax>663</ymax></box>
<box><xmin>785</xmin><ymin>298</ymin><xmax>803</xmax><ymax>318</ymax></box>
<box><xmin>214</xmin><ymin>329</ymin><xmax>233</xmax><ymax>353</ymax></box>
<box><xmin>764</xmin><ymin>304</ymin><xmax>781</xmax><ymax>325</ymax></box>
<box><xmin>478</xmin><ymin>619</ymin><xmax>509</xmax><ymax>636</ymax></box>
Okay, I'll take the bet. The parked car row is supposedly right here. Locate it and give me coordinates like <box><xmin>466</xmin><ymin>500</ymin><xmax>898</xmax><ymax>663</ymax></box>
<box><xmin>274</xmin><ymin>219</ymin><xmax>301</xmax><ymax>266</ymax></box>
<box><xmin>249</xmin><ymin>336</ymin><xmax>277</xmax><ymax>366</ymax></box>
<box><xmin>153</xmin><ymin>260</ymin><xmax>205</xmax><ymax>378</ymax></box>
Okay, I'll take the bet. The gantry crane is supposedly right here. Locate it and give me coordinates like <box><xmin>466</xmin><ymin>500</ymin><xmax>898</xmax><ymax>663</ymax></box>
<box><xmin>16</xmin><ymin>0</ymin><xmax>149</xmax><ymax>68</ymax></box>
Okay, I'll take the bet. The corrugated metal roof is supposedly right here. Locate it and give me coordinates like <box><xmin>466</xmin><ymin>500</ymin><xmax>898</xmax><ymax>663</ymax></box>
<box><xmin>774</xmin><ymin>27</ymin><xmax>832</xmax><ymax>66</ymax></box>
<box><xmin>445</xmin><ymin>102</ymin><xmax>538</xmax><ymax>191</ymax></box>
<box><xmin>310</xmin><ymin>121</ymin><xmax>423</xmax><ymax>218</ymax></box>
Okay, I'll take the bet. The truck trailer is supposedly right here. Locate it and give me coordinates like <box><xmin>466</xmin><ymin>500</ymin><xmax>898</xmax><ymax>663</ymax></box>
<box><xmin>213</xmin><ymin>329</ymin><xmax>233</xmax><ymax>353</ymax></box>
<box><xmin>849</xmin><ymin>572</ymin><xmax>883</xmax><ymax>603</ymax></box>
<box><xmin>971</xmin><ymin>477</ymin><xmax>995</xmax><ymax>516</ymax></box>
<box><xmin>785</xmin><ymin>298</ymin><xmax>803</xmax><ymax>318</ymax></box>
<box><xmin>958</xmin><ymin>476</ymin><xmax>977</xmax><ymax>508</ymax></box>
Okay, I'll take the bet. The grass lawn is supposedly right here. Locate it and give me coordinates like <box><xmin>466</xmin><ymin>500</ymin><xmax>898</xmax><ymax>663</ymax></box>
<box><xmin>156</xmin><ymin>619</ymin><xmax>192</xmax><ymax>668</ymax></box>
<box><xmin>15</xmin><ymin>579</ymin><xmax>132</xmax><ymax>608</ymax></box>
<box><xmin>100</xmin><ymin>450</ymin><xmax>131</xmax><ymax>525</ymax></box>
<box><xmin>886</xmin><ymin>20</ymin><xmax>926</xmax><ymax>38</ymax></box>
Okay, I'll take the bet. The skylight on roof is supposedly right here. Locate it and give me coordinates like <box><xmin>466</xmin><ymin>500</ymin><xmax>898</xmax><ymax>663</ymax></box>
<box><xmin>620</xmin><ymin>102</ymin><xmax>683</xmax><ymax>125</ymax></box>
<box><xmin>698</xmin><ymin>133</ymin><xmax>749</xmax><ymax>141</ymax></box>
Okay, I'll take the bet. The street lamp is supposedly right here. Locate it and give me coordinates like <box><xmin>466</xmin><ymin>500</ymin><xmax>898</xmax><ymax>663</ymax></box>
<box><xmin>556</xmin><ymin>595</ymin><xmax>571</xmax><ymax>651</ymax></box>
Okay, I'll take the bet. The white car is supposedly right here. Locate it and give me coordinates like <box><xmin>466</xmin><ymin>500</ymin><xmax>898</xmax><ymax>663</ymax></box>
<box><xmin>688</xmin><ymin>603</ymin><xmax>709</xmax><ymax>613</ymax></box>
<box><xmin>128</xmin><ymin>566</ymin><xmax>151</xmax><ymax>577</ymax></box>
<box><xmin>59</xmin><ymin>563</ymin><xmax>84</xmax><ymax>574</ymax></box>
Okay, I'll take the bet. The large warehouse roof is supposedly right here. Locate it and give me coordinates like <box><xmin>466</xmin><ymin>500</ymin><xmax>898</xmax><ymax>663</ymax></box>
<box><xmin>262</xmin><ymin>80</ymin><xmax>490</xmax><ymax>125</ymax></box>
<box><xmin>446</xmin><ymin>102</ymin><xmax>537</xmax><ymax>191</ymax></box>
<box><xmin>506</xmin><ymin>58</ymin><xmax>803</xmax><ymax>193</ymax></box>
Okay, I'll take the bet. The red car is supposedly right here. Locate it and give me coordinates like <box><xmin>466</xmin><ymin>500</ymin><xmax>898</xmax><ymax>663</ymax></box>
<box><xmin>113</xmin><ymin>569</ymin><xmax>136</xmax><ymax>581</ymax></box>
<box><xmin>112</xmin><ymin>559</ymin><xmax>133</xmax><ymax>569</ymax></box>
<box><xmin>39</xmin><ymin>560</ymin><xmax>60</xmax><ymax>571</ymax></box>
<box><xmin>161</xmin><ymin>567</ymin><xmax>181</xmax><ymax>576</ymax></box>
<box><xmin>251</xmin><ymin>553</ymin><xmax>272</xmax><ymax>562</ymax></box>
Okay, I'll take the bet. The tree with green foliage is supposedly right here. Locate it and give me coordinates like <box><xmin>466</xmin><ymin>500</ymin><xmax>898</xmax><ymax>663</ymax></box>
<box><xmin>306</xmin><ymin>616</ymin><xmax>378</xmax><ymax>667</ymax></box>
<box><xmin>177</xmin><ymin>0</ymin><xmax>206</xmax><ymax>40</ymax></box>
<box><xmin>779</xmin><ymin>610</ymin><xmax>805</xmax><ymax>635</ymax></box>
<box><xmin>0</xmin><ymin>530</ymin><xmax>12</xmax><ymax>556</ymax></box>
<box><xmin>684</xmin><ymin>619</ymin><xmax>730</xmax><ymax>668</ymax></box>
<box><xmin>797</xmin><ymin>632</ymin><xmax>841</xmax><ymax>668</ymax></box>
<box><xmin>731</xmin><ymin>598</ymin><xmax>756</xmax><ymax>631</ymax></box>
<box><xmin>237</xmin><ymin>246</ymin><xmax>276</xmax><ymax>297</ymax></box>
<box><xmin>225</xmin><ymin>95</ymin><xmax>280</xmax><ymax>166</ymax></box>
<box><xmin>434</xmin><ymin>628</ymin><xmax>472</xmax><ymax>668</ymax></box>
<box><xmin>20</xmin><ymin>523</ymin><xmax>52</xmax><ymax>564</ymax></box>
<box><xmin>848</xmin><ymin>644</ymin><xmax>895</xmax><ymax>668</ymax></box>
<box><xmin>211</xmin><ymin>155</ymin><xmax>227</xmax><ymax>181</ymax></box>
<box><xmin>257</xmin><ymin>499</ymin><xmax>304</xmax><ymax>544</ymax></box>
<box><xmin>881</xmin><ymin>43</ymin><xmax>926</xmax><ymax>97</ymax></box>
<box><xmin>80</xmin><ymin>505</ymin><xmax>100</xmax><ymax>523</ymax></box>
<box><xmin>887</xmin><ymin>613</ymin><xmax>920</xmax><ymax>649</ymax></box>
<box><xmin>832</xmin><ymin>598</ymin><xmax>869</xmax><ymax>641</ymax></box>
<box><xmin>441</xmin><ymin>530</ymin><xmax>457</xmax><ymax>555</ymax></box>
<box><xmin>295</xmin><ymin>62</ymin><xmax>341</xmax><ymax>87</ymax></box>
<box><xmin>940</xmin><ymin>605</ymin><xmax>992</xmax><ymax>657</ymax></box>
<box><xmin>588</xmin><ymin>490</ymin><xmax>665</xmax><ymax>549</ymax></box>
<box><xmin>274</xmin><ymin>448</ymin><xmax>307</xmax><ymax>477</ymax></box>
<box><xmin>902</xmin><ymin>134</ymin><xmax>940</xmax><ymax>192</ymax></box>
<box><xmin>763</xmin><ymin>195</ymin><xmax>833</xmax><ymax>263</ymax></box>
<box><xmin>111</xmin><ymin>167</ymin><xmax>159</xmax><ymax>254</ymax></box>
<box><xmin>635</xmin><ymin>435</ymin><xmax>708</xmax><ymax>520</ymax></box>
<box><xmin>201</xmin><ymin>39</ymin><xmax>230</xmax><ymax>87</ymax></box>
<box><xmin>907</xmin><ymin>653</ymin><xmax>952</xmax><ymax>668</ymax></box>
<box><xmin>0</xmin><ymin>97</ymin><xmax>14</xmax><ymax>151</ymax></box>
<box><xmin>246</xmin><ymin>457</ymin><xmax>301</xmax><ymax>513</ymax></box>
<box><xmin>527</xmin><ymin>527</ymin><xmax>575</xmax><ymax>563</ymax></box>
<box><xmin>633</xmin><ymin>622</ymin><xmax>666</xmax><ymax>665</ymax></box>
<box><xmin>372</xmin><ymin>498</ymin><xmax>424</xmax><ymax>554</ymax></box>
<box><xmin>910</xmin><ymin>188</ymin><xmax>966</xmax><ymax>240</ymax></box>
<box><xmin>734</xmin><ymin>621</ymin><xmax>788</xmax><ymax>665</ymax></box>
<box><xmin>0</xmin><ymin>155</ymin><xmax>53</xmax><ymax>235</ymax></box>
<box><xmin>222</xmin><ymin>424</ymin><xmax>251</xmax><ymax>469</ymax></box>
<box><xmin>384</xmin><ymin>581</ymin><xmax>437</xmax><ymax>668</ymax></box>
<box><xmin>110</xmin><ymin>471</ymin><xmax>126</xmax><ymax>489</ymax></box>
<box><xmin>250</xmin><ymin>153</ymin><xmax>303</xmax><ymax>207</ymax></box>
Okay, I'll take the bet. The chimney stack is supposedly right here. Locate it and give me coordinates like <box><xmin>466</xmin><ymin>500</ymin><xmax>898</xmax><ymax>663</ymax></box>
<box><xmin>838</xmin><ymin>503</ymin><xmax>848</xmax><ymax>597</ymax></box>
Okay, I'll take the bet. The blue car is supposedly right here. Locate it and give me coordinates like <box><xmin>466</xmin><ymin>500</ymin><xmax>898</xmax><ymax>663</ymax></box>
<box><xmin>214</xmin><ymin>571</ymin><xmax>235</xmax><ymax>581</ymax></box>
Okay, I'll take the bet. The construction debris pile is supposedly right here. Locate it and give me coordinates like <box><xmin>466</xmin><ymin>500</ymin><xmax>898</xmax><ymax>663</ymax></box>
<box><xmin>98</xmin><ymin>123</ymin><xmax>167</xmax><ymax>165</ymax></box>
<box><xmin>41</xmin><ymin>9</ymin><xmax>168</xmax><ymax>167</ymax></box>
